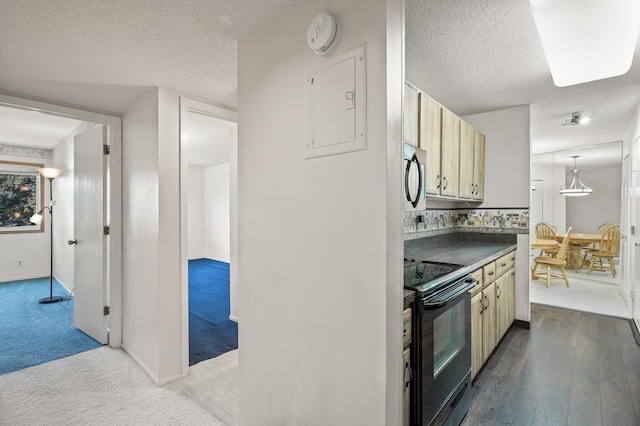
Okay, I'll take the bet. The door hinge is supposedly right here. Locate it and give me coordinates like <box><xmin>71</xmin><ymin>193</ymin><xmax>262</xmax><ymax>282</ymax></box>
<box><xmin>103</xmin><ymin>145</ymin><xmax>110</xmax><ymax>155</ymax></box>
<box><xmin>103</xmin><ymin>225</ymin><xmax>110</xmax><ymax>236</ymax></box>
<box><xmin>632</xmin><ymin>290</ymin><xmax>635</xmax><ymax>300</ymax></box>
<box><xmin>103</xmin><ymin>305</ymin><xmax>110</xmax><ymax>316</ymax></box>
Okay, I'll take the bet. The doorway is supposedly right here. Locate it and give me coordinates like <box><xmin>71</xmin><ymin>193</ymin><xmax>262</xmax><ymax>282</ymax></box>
<box><xmin>179</xmin><ymin>97</ymin><xmax>238</xmax><ymax>371</ymax></box>
<box><xmin>0</xmin><ymin>94</ymin><xmax>122</xmax><ymax>347</ymax></box>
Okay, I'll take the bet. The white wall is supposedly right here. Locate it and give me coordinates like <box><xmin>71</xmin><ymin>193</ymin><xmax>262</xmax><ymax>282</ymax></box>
<box><xmin>0</xmin><ymin>152</ymin><xmax>51</xmax><ymax>282</ymax></box>
<box><xmin>531</xmin><ymin>154</ymin><xmax>567</xmax><ymax>232</ymax></box>
<box><xmin>122</xmin><ymin>88</ymin><xmax>161</xmax><ymax>381</ymax></box>
<box><xmin>565</xmin><ymin>164</ymin><xmax>621</xmax><ymax>233</ymax></box>
<box><xmin>204</xmin><ymin>163</ymin><xmax>230</xmax><ymax>262</ymax></box>
<box><xmin>464</xmin><ymin>105</ymin><xmax>531</xmax><ymax>208</ymax></box>
<box><xmin>464</xmin><ymin>105</ymin><xmax>532</xmax><ymax>322</ymax></box>
<box><xmin>187</xmin><ymin>165</ymin><xmax>205</xmax><ymax>259</ymax></box>
<box><xmin>237</xmin><ymin>0</ymin><xmax>403</xmax><ymax>423</ymax></box>
<box><xmin>187</xmin><ymin>163</ymin><xmax>231</xmax><ymax>263</ymax></box>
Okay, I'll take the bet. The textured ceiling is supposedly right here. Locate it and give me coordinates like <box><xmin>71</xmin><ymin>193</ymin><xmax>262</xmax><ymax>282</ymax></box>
<box><xmin>406</xmin><ymin>0</ymin><xmax>640</xmax><ymax>156</ymax></box>
<box><xmin>0</xmin><ymin>0</ymin><xmax>298</xmax><ymax>113</ymax></box>
<box><xmin>1</xmin><ymin>0</ymin><xmax>639</xmax><ymax>162</ymax></box>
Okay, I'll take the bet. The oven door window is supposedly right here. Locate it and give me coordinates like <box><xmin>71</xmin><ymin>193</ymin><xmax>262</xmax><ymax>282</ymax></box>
<box><xmin>433</xmin><ymin>298</ymin><xmax>465</xmax><ymax>377</ymax></box>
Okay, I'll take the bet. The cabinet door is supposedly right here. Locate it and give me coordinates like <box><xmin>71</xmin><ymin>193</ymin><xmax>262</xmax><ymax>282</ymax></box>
<box><xmin>473</xmin><ymin>131</ymin><xmax>485</xmax><ymax>200</ymax></box>
<box><xmin>403</xmin><ymin>83</ymin><xmax>419</xmax><ymax>146</ymax></box>
<box><xmin>403</xmin><ymin>347</ymin><xmax>411</xmax><ymax>426</ymax></box>
<box><xmin>495</xmin><ymin>274</ymin><xmax>509</xmax><ymax>341</ymax></box>
<box><xmin>440</xmin><ymin>108</ymin><xmax>460</xmax><ymax>197</ymax></box>
<box><xmin>420</xmin><ymin>93</ymin><xmax>442</xmax><ymax>195</ymax></box>
<box><xmin>482</xmin><ymin>282</ymin><xmax>497</xmax><ymax>363</ymax></box>
<box><xmin>471</xmin><ymin>292</ymin><xmax>484</xmax><ymax>379</ymax></box>
<box><xmin>459</xmin><ymin>120</ymin><xmax>475</xmax><ymax>199</ymax></box>
<box><xmin>507</xmin><ymin>268</ymin><xmax>516</xmax><ymax>327</ymax></box>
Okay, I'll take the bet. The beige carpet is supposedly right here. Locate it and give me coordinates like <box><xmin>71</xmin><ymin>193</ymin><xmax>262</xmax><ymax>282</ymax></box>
<box><xmin>0</xmin><ymin>347</ymin><xmax>226</xmax><ymax>426</ymax></box>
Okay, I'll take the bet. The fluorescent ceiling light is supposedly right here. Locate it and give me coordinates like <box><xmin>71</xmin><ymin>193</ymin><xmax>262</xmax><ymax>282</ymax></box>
<box><xmin>530</xmin><ymin>0</ymin><xmax>640</xmax><ymax>87</ymax></box>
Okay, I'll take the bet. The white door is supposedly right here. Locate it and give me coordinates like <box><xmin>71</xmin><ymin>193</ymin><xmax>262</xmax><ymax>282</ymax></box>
<box><xmin>73</xmin><ymin>125</ymin><xmax>108</xmax><ymax>344</ymax></box>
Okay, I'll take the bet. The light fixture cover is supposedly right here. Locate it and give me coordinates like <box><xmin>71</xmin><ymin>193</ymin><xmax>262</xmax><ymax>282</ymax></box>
<box><xmin>530</xmin><ymin>0</ymin><xmax>640</xmax><ymax>87</ymax></box>
<box><xmin>36</xmin><ymin>167</ymin><xmax>63</xmax><ymax>179</ymax></box>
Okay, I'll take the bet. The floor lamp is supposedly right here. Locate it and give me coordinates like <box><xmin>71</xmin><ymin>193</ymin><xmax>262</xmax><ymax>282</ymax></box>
<box><xmin>30</xmin><ymin>167</ymin><xmax>64</xmax><ymax>304</ymax></box>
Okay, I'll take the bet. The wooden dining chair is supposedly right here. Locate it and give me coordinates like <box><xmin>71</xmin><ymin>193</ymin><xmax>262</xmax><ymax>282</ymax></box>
<box><xmin>531</xmin><ymin>227</ymin><xmax>572</xmax><ymax>288</ymax></box>
<box><xmin>584</xmin><ymin>225</ymin><xmax>620</xmax><ymax>277</ymax></box>
<box><xmin>534</xmin><ymin>222</ymin><xmax>559</xmax><ymax>257</ymax></box>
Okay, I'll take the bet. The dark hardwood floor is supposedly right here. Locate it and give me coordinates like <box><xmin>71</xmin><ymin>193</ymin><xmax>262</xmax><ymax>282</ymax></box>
<box><xmin>462</xmin><ymin>304</ymin><xmax>640</xmax><ymax>425</ymax></box>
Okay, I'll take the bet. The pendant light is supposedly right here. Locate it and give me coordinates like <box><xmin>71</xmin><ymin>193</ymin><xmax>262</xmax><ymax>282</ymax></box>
<box><xmin>560</xmin><ymin>156</ymin><xmax>592</xmax><ymax>197</ymax></box>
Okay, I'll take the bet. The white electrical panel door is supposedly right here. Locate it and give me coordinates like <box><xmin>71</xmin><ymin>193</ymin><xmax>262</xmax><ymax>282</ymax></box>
<box><xmin>305</xmin><ymin>44</ymin><xmax>366</xmax><ymax>159</ymax></box>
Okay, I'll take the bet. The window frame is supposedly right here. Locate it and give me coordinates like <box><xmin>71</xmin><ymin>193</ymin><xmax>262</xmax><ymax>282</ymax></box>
<box><xmin>0</xmin><ymin>160</ymin><xmax>45</xmax><ymax>234</ymax></box>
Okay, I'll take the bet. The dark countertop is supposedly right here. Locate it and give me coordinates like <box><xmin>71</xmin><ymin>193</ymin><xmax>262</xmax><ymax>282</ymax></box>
<box><xmin>404</xmin><ymin>232</ymin><xmax>518</xmax><ymax>273</ymax></box>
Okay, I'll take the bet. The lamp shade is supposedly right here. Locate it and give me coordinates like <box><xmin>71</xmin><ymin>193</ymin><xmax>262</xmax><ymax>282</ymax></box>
<box><xmin>36</xmin><ymin>167</ymin><xmax>63</xmax><ymax>179</ymax></box>
<box><xmin>30</xmin><ymin>212</ymin><xmax>43</xmax><ymax>224</ymax></box>
<box><xmin>530</xmin><ymin>0</ymin><xmax>640</xmax><ymax>87</ymax></box>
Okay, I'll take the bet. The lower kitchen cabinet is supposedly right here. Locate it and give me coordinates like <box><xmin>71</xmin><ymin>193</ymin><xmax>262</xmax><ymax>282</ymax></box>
<box><xmin>481</xmin><ymin>282</ymin><xmax>497</xmax><ymax>363</ymax></box>
<box><xmin>402</xmin><ymin>306</ymin><xmax>412</xmax><ymax>426</ymax></box>
<box><xmin>495</xmin><ymin>269</ymin><xmax>515</xmax><ymax>341</ymax></box>
<box><xmin>470</xmin><ymin>250</ymin><xmax>516</xmax><ymax>380</ymax></box>
<box><xmin>471</xmin><ymin>292</ymin><xmax>484</xmax><ymax>378</ymax></box>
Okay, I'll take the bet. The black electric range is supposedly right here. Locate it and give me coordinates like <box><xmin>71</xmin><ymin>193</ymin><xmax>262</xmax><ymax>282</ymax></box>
<box><xmin>404</xmin><ymin>259</ymin><xmax>471</xmax><ymax>298</ymax></box>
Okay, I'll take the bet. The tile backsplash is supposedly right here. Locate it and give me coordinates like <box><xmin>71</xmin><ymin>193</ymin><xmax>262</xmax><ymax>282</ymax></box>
<box><xmin>404</xmin><ymin>208</ymin><xmax>529</xmax><ymax>239</ymax></box>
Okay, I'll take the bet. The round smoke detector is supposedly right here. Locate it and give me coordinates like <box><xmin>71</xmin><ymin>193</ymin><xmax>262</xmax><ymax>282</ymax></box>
<box><xmin>307</xmin><ymin>12</ymin><xmax>339</xmax><ymax>55</ymax></box>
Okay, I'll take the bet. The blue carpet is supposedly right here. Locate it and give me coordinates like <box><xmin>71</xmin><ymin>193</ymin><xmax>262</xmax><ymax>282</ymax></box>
<box><xmin>189</xmin><ymin>259</ymin><xmax>238</xmax><ymax>365</ymax></box>
<box><xmin>0</xmin><ymin>278</ymin><xmax>102</xmax><ymax>376</ymax></box>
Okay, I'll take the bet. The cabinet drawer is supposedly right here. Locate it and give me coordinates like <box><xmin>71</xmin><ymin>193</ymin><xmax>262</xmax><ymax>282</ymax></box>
<box><xmin>483</xmin><ymin>261</ymin><xmax>497</xmax><ymax>285</ymax></box>
<box><xmin>403</xmin><ymin>308</ymin><xmax>412</xmax><ymax>348</ymax></box>
<box><xmin>495</xmin><ymin>253</ymin><xmax>512</xmax><ymax>278</ymax></box>
<box><xmin>469</xmin><ymin>268</ymin><xmax>484</xmax><ymax>295</ymax></box>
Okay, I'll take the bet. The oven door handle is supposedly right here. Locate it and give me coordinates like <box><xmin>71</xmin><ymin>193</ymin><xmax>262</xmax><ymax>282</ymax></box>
<box><xmin>422</xmin><ymin>278</ymin><xmax>476</xmax><ymax>309</ymax></box>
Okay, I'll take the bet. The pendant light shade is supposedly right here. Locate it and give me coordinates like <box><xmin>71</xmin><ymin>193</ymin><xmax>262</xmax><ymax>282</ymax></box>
<box><xmin>560</xmin><ymin>156</ymin><xmax>592</xmax><ymax>197</ymax></box>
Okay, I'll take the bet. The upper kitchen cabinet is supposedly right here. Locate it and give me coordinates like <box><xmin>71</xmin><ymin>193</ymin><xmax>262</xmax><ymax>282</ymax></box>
<box><xmin>420</xmin><ymin>93</ymin><xmax>442</xmax><ymax>195</ymax></box>
<box><xmin>403</xmin><ymin>83</ymin><xmax>419</xmax><ymax>146</ymax></box>
<box><xmin>404</xmin><ymin>81</ymin><xmax>485</xmax><ymax>202</ymax></box>
<box><xmin>440</xmin><ymin>107</ymin><xmax>460</xmax><ymax>198</ymax></box>
<box><xmin>472</xmin><ymin>130</ymin><xmax>485</xmax><ymax>201</ymax></box>
<box><xmin>459</xmin><ymin>122</ymin><xmax>486</xmax><ymax>201</ymax></box>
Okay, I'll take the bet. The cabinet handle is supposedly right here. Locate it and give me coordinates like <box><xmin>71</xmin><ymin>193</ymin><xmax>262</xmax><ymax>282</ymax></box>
<box><xmin>403</xmin><ymin>328</ymin><xmax>407</xmax><ymax>337</ymax></box>
<box><xmin>443</xmin><ymin>176</ymin><xmax>448</xmax><ymax>190</ymax></box>
<box><xmin>437</xmin><ymin>175</ymin><xmax>441</xmax><ymax>188</ymax></box>
<box><xmin>511</xmin><ymin>271</ymin><xmax>516</xmax><ymax>276</ymax></box>
<box><xmin>405</xmin><ymin>363</ymin><xmax>413</xmax><ymax>388</ymax></box>
<box><xmin>496</xmin><ymin>286</ymin><xmax>501</xmax><ymax>298</ymax></box>
<box><xmin>501</xmin><ymin>263</ymin><xmax>507</xmax><ymax>267</ymax></box>
<box><xmin>483</xmin><ymin>295</ymin><xmax>489</xmax><ymax>308</ymax></box>
<box><xmin>488</xmin><ymin>271</ymin><xmax>494</xmax><ymax>276</ymax></box>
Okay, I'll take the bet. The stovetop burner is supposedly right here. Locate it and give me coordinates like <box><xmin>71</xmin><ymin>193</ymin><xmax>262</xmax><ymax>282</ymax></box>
<box><xmin>404</xmin><ymin>259</ymin><xmax>469</xmax><ymax>296</ymax></box>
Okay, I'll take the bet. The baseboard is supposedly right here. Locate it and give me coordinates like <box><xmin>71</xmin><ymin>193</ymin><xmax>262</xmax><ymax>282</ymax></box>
<box><xmin>121</xmin><ymin>345</ymin><xmax>161</xmax><ymax>384</ymax></box>
<box><xmin>513</xmin><ymin>319</ymin><xmax>530</xmax><ymax>330</ymax></box>
<box><xmin>229</xmin><ymin>315</ymin><xmax>238</xmax><ymax>323</ymax></box>
<box><xmin>0</xmin><ymin>273</ymin><xmax>48</xmax><ymax>284</ymax></box>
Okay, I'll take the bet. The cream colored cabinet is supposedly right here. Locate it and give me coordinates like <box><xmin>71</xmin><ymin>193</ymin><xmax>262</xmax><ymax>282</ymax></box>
<box><xmin>420</xmin><ymin>93</ymin><xmax>442</xmax><ymax>195</ymax></box>
<box><xmin>459</xmin><ymin>122</ymin><xmax>485</xmax><ymax>201</ymax></box>
<box><xmin>470</xmin><ymin>250</ymin><xmax>516</xmax><ymax>380</ymax></box>
<box><xmin>459</xmin><ymin>120</ymin><xmax>475</xmax><ymax>199</ymax></box>
<box><xmin>481</xmin><ymin>282</ymin><xmax>497</xmax><ymax>363</ymax></box>
<box><xmin>472</xmin><ymin>130</ymin><xmax>485</xmax><ymax>200</ymax></box>
<box><xmin>402</xmin><ymin>307</ymin><xmax>412</xmax><ymax>426</ymax></box>
<box><xmin>403</xmin><ymin>83</ymin><xmax>419</xmax><ymax>146</ymax></box>
<box><xmin>403</xmin><ymin>347</ymin><xmax>411</xmax><ymax>426</ymax></box>
<box><xmin>471</xmin><ymin>291</ymin><xmax>484</xmax><ymax>379</ymax></box>
<box><xmin>440</xmin><ymin>107</ymin><xmax>460</xmax><ymax>197</ymax></box>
